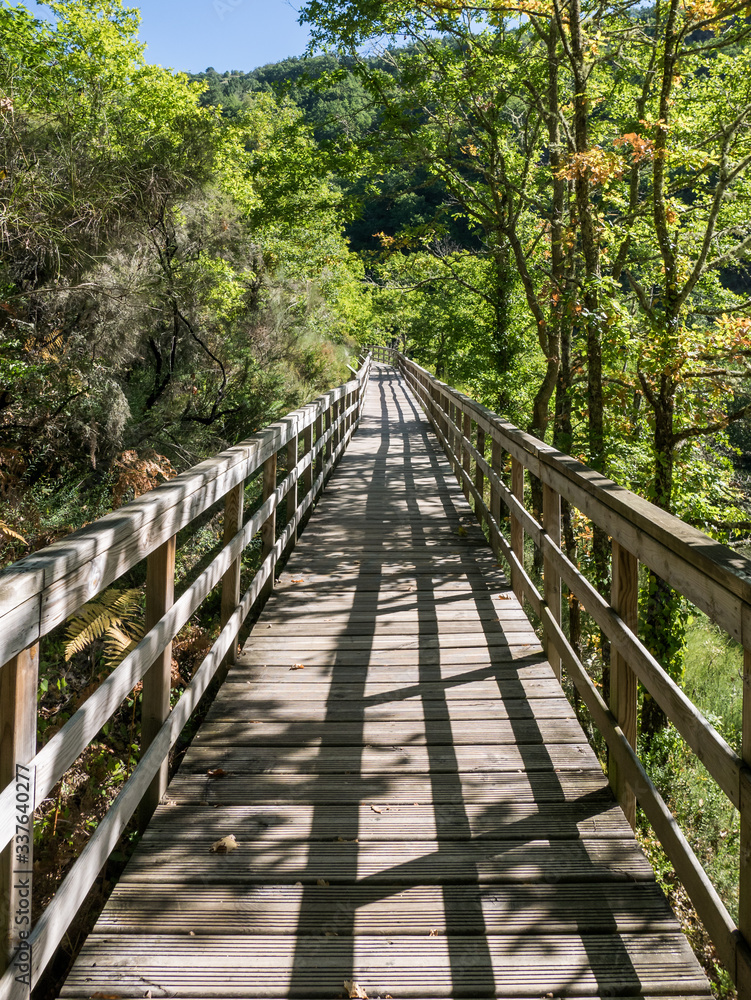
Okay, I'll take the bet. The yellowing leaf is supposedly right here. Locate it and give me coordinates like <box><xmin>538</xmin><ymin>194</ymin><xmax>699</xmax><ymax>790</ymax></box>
<box><xmin>210</xmin><ymin>834</ymin><xmax>238</xmax><ymax>854</ymax></box>
<box><xmin>344</xmin><ymin>981</ymin><xmax>368</xmax><ymax>999</ymax></box>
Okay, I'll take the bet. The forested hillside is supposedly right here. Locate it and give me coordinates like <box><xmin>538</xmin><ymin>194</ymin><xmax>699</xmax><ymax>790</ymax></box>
<box><xmin>0</xmin><ymin>1</ymin><xmax>372</xmax><ymax>562</ymax></box>
<box><xmin>189</xmin><ymin>5</ymin><xmax>751</xmax><ymax>729</ymax></box>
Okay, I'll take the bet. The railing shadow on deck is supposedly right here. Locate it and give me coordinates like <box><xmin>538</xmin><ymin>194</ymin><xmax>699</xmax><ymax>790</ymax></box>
<box><xmin>367</xmin><ymin>343</ymin><xmax>751</xmax><ymax>998</ymax></box>
<box><xmin>0</xmin><ymin>354</ymin><xmax>373</xmax><ymax>1000</ymax></box>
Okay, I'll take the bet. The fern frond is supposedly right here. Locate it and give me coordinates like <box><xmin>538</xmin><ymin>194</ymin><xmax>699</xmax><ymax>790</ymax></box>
<box><xmin>64</xmin><ymin>588</ymin><xmax>144</xmax><ymax>662</ymax></box>
<box><xmin>0</xmin><ymin>520</ymin><xmax>26</xmax><ymax>544</ymax></box>
<box><xmin>108</xmin><ymin>589</ymin><xmax>144</xmax><ymax>627</ymax></box>
<box><xmin>103</xmin><ymin>625</ymin><xmax>142</xmax><ymax>669</ymax></box>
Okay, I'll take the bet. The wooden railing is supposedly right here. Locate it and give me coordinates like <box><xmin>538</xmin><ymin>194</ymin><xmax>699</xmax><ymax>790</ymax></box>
<box><xmin>369</xmin><ymin>344</ymin><xmax>395</xmax><ymax>363</ymax></box>
<box><xmin>370</xmin><ymin>345</ymin><xmax>751</xmax><ymax>998</ymax></box>
<box><xmin>0</xmin><ymin>354</ymin><xmax>372</xmax><ymax>999</ymax></box>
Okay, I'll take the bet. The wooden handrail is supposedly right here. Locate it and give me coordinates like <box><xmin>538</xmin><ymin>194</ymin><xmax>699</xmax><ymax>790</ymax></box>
<box><xmin>367</xmin><ymin>346</ymin><xmax>751</xmax><ymax>998</ymax></box>
<box><xmin>0</xmin><ymin>354</ymin><xmax>371</xmax><ymax>997</ymax></box>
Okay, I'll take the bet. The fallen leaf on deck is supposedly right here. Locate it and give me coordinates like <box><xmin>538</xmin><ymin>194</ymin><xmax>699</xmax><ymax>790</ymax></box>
<box><xmin>291</xmin><ymin>578</ymin><xmax>305</xmax><ymax>583</ymax></box>
<box><xmin>370</xmin><ymin>805</ymin><xmax>382</xmax><ymax>814</ymax></box>
<box><xmin>206</xmin><ymin>768</ymin><xmax>227</xmax><ymax>778</ymax></box>
<box><xmin>290</xmin><ymin>663</ymin><xmax>305</xmax><ymax>670</ymax></box>
<box><xmin>90</xmin><ymin>994</ymin><xmax>120</xmax><ymax>998</ymax></box>
<box><xmin>210</xmin><ymin>834</ymin><xmax>238</xmax><ymax>854</ymax></box>
<box><xmin>456</xmin><ymin>526</ymin><xmax>468</xmax><ymax>537</ymax></box>
<box><xmin>344</xmin><ymin>981</ymin><xmax>368</xmax><ymax>999</ymax></box>
<box><xmin>317</xmin><ymin>878</ymin><xmax>330</xmax><ymax>886</ymax></box>
<box><xmin>429</xmin><ymin>928</ymin><xmax>439</xmax><ymax>936</ymax></box>
<box><xmin>337</xmin><ymin>836</ymin><xmax>358</xmax><ymax>842</ymax></box>
<box><xmin>496</xmin><ymin>594</ymin><xmax>513</xmax><ymax>600</ymax></box>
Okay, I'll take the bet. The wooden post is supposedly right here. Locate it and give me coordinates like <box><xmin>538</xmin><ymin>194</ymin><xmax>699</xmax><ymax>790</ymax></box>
<box><xmin>449</xmin><ymin>399</ymin><xmax>461</xmax><ymax>468</ymax></box>
<box><xmin>741</xmin><ymin>645</ymin><xmax>751</xmax><ymax>998</ymax></box>
<box><xmin>139</xmin><ymin>535</ymin><xmax>176</xmax><ymax>830</ymax></box>
<box><xmin>0</xmin><ymin>644</ymin><xmax>39</xmax><ymax>974</ymax></box>
<box><xmin>542</xmin><ymin>484</ymin><xmax>562</xmax><ymax>681</ymax></box>
<box><xmin>510</xmin><ymin>457</ymin><xmax>524</xmax><ymax>601</ymax></box>
<box><xmin>314</xmin><ymin>411</ymin><xmax>324</xmax><ymax>485</ymax></box>
<box><xmin>324</xmin><ymin>403</ymin><xmax>332</xmax><ymax>469</ymax></box>
<box><xmin>303</xmin><ymin>424</ymin><xmax>313</xmax><ymax>497</ymax></box>
<box><xmin>490</xmin><ymin>438</ymin><xmax>503</xmax><ymax>562</ymax></box>
<box><xmin>219</xmin><ymin>483</ymin><xmax>244</xmax><ymax>679</ymax></box>
<box><xmin>261</xmin><ymin>450</ymin><xmax>277</xmax><ymax>601</ymax></box>
<box><xmin>332</xmin><ymin>399</ymin><xmax>340</xmax><ymax>456</ymax></box>
<box><xmin>438</xmin><ymin>388</ymin><xmax>449</xmax><ymax>441</ymax></box>
<box><xmin>462</xmin><ymin>411</ymin><xmax>472</xmax><ymax>502</ymax></box>
<box><xmin>610</xmin><ymin>540</ymin><xmax>639</xmax><ymax>829</ymax></box>
<box><xmin>475</xmin><ymin>427</ymin><xmax>486</xmax><ymax>525</ymax></box>
<box><xmin>287</xmin><ymin>432</ymin><xmax>298</xmax><ymax>547</ymax></box>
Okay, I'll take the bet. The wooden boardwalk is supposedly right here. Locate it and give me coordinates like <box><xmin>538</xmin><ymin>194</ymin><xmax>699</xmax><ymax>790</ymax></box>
<box><xmin>60</xmin><ymin>365</ymin><xmax>711</xmax><ymax>999</ymax></box>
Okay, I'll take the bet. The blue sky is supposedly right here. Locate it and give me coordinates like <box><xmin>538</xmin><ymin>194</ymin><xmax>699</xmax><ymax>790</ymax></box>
<box><xmin>34</xmin><ymin>0</ymin><xmax>314</xmax><ymax>73</ymax></box>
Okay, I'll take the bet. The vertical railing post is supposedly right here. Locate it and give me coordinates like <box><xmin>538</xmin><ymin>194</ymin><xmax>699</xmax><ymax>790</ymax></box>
<box><xmin>314</xmin><ymin>409</ymin><xmax>324</xmax><ymax>488</ymax></box>
<box><xmin>332</xmin><ymin>398</ymin><xmax>340</xmax><ymax>457</ymax></box>
<box><xmin>303</xmin><ymin>422</ymin><xmax>313</xmax><ymax>498</ymax></box>
<box><xmin>510</xmin><ymin>457</ymin><xmax>524</xmax><ymax>601</ymax></box>
<box><xmin>610</xmin><ymin>539</ymin><xmax>639</xmax><ymax>828</ymax></box>
<box><xmin>324</xmin><ymin>400</ymin><xmax>332</xmax><ymax>470</ymax></box>
<box><xmin>490</xmin><ymin>437</ymin><xmax>503</xmax><ymax>562</ymax></box>
<box><xmin>462</xmin><ymin>411</ymin><xmax>472</xmax><ymax>502</ymax></box>
<box><xmin>261</xmin><ymin>448</ymin><xmax>277</xmax><ymax>601</ymax></box>
<box><xmin>287</xmin><ymin>430</ymin><xmax>299</xmax><ymax>547</ymax></box>
<box><xmin>542</xmin><ymin>483</ymin><xmax>562</xmax><ymax>681</ymax></box>
<box><xmin>446</xmin><ymin>397</ymin><xmax>456</xmax><ymax>473</ymax></box>
<box><xmin>475</xmin><ymin>426</ymin><xmax>486</xmax><ymax>525</ymax></box>
<box><xmin>437</xmin><ymin>386</ymin><xmax>448</xmax><ymax>441</ymax></box>
<box><xmin>0</xmin><ymin>644</ymin><xmax>39</xmax><ymax>973</ymax></box>
<box><xmin>219</xmin><ymin>483</ymin><xmax>244</xmax><ymax>680</ymax></box>
<box><xmin>741</xmin><ymin>661</ymin><xmax>751</xmax><ymax>998</ymax></box>
<box><xmin>140</xmin><ymin>534</ymin><xmax>176</xmax><ymax>829</ymax></box>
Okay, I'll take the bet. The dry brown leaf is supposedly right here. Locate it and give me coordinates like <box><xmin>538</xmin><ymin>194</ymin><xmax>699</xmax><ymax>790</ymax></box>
<box><xmin>90</xmin><ymin>994</ymin><xmax>121</xmax><ymax>999</ymax></box>
<box><xmin>344</xmin><ymin>981</ymin><xmax>368</xmax><ymax>999</ymax></box>
<box><xmin>429</xmin><ymin>928</ymin><xmax>439</xmax><ymax>936</ymax></box>
<box><xmin>317</xmin><ymin>878</ymin><xmax>330</xmax><ymax>886</ymax></box>
<box><xmin>370</xmin><ymin>805</ymin><xmax>382</xmax><ymax>814</ymax></box>
<box><xmin>206</xmin><ymin>768</ymin><xmax>228</xmax><ymax>778</ymax></box>
<box><xmin>496</xmin><ymin>593</ymin><xmax>513</xmax><ymax>600</ymax></box>
<box><xmin>210</xmin><ymin>834</ymin><xmax>238</xmax><ymax>854</ymax></box>
<box><xmin>291</xmin><ymin>578</ymin><xmax>305</xmax><ymax>583</ymax></box>
<box><xmin>290</xmin><ymin>663</ymin><xmax>305</xmax><ymax>670</ymax></box>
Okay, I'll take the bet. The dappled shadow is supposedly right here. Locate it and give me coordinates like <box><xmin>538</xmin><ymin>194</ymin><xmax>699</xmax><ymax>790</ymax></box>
<box><xmin>72</xmin><ymin>363</ymin><xmax>705</xmax><ymax>998</ymax></box>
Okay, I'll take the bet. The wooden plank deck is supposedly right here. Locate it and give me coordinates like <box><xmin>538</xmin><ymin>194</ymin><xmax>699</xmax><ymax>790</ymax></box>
<box><xmin>59</xmin><ymin>364</ymin><xmax>711</xmax><ymax>999</ymax></box>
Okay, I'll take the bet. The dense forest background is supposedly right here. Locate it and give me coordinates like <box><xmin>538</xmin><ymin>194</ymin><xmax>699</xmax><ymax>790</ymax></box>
<box><xmin>2</xmin><ymin>1</ymin><xmax>751</xmax><ymax>995</ymax></box>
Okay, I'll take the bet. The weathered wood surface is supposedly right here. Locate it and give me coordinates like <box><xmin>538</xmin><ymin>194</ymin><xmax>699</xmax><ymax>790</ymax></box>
<box><xmin>59</xmin><ymin>364</ymin><xmax>710</xmax><ymax>999</ymax></box>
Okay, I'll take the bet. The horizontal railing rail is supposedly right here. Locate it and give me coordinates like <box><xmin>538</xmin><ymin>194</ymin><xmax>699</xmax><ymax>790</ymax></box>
<box><xmin>368</xmin><ymin>345</ymin><xmax>751</xmax><ymax>998</ymax></box>
<box><xmin>0</xmin><ymin>353</ymin><xmax>372</xmax><ymax>999</ymax></box>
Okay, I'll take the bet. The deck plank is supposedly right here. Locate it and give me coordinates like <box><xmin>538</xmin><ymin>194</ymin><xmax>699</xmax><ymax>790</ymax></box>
<box><xmin>58</xmin><ymin>363</ymin><xmax>711</xmax><ymax>999</ymax></box>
